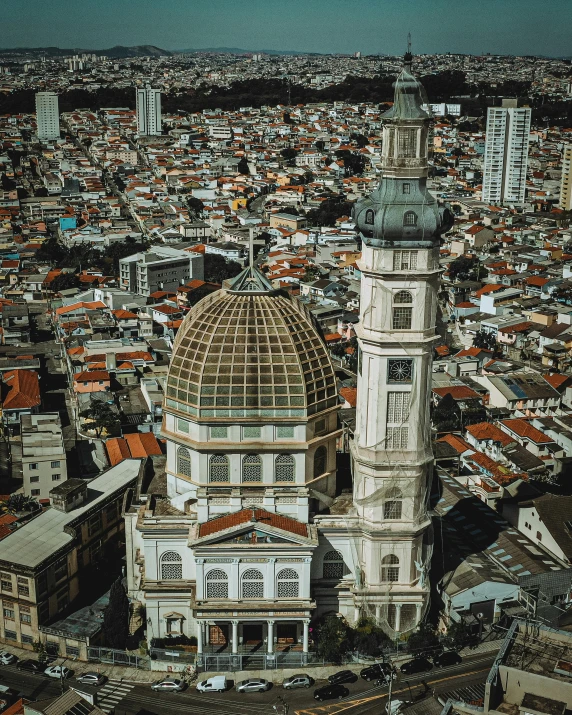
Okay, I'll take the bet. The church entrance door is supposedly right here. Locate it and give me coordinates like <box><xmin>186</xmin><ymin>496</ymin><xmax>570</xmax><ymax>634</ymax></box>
<box><xmin>242</xmin><ymin>623</ymin><xmax>263</xmax><ymax>645</ymax></box>
<box><xmin>277</xmin><ymin>623</ymin><xmax>297</xmax><ymax>644</ymax></box>
<box><xmin>209</xmin><ymin>624</ymin><xmax>228</xmax><ymax>646</ymax></box>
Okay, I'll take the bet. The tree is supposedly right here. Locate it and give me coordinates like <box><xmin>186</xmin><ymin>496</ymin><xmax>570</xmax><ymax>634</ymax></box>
<box><xmin>432</xmin><ymin>392</ymin><xmax>461</xmax><ymax>432</ymax></box>
<box><xmin>473</xmin><ymin>329</ymin><xmax>496</xmax><ymax>351</ymax></box>
<box><xmin>407</xmin><ymin>622</ymin><xmax>441</xmax><ymax>658</ymax></box>
<box><xmin>103</xmin><ymin>578</ymin><xmax>130</xmax><ymax>650</ymax></box>
<box><xmin>314</xmin><ymin>615</ymin><xmax>351</xmax><ymax>663</ymax></box>
<box><xmin>187</xmin><ymin>196</ymin><xmax>205</xmax><ymax>217</ymax></box>
<box><xmin>315</xmin><ymin>140</ymin><xmax>326</xmax><ymax>151</ymax></box>
<box><xmin>330</xmin><ymin>342</ymin><xmax>347</xmax><ymax>359</ymax></box>
<box><xmin>442</xmin><ymin>620</ymin><xmax>474</xmax><ymax>651</ymax></box>
<box><xmin>237</xmin><ymin>156</ymin><xmax>250</xmax><ymax>175</ymax></box>
<box><xmin>50</xmin><ymin>272</ymin><xmax>80</xmax><ymax>293</ymax></box>
<box><xmin>204</xmin><ymin>254</ymin><xmax>242</xmax><ymax>284</ymax></box>
<box><xmin>448</xmin><ymin>255</ymin><xmax>476</xmax><ymax>282</ymax></box>
<box><xmin>350</xmin><ymin>617</ymin><xmax>391</xmax><ymax>657</ymax></box>
<box><xmin>80</xmin><ymin>400</ymin><xmax>119</xmax><ymax>437</ymax></box>
<box><xmin>280</xmin><ymin>148</ymin><xmax>298</xmax><ymax>161</ymax></box>
<box><xmin>36</xmin><ymin>237</ymin><xmax>69</xmax><ymax>265</ymax></box>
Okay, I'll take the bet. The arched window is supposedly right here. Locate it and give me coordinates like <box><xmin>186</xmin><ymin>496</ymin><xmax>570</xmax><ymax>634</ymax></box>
<box><xmin>160</xmin><ymin>551</ymin><xmax>182</xmax><ymax>580</ymax></box>
<box><xmin>323</xmin><ymin>550</ymin><xmax>344</xmax><ymax>579</ymax></box>
<box><xmin>404</xmin><ymin>211</ymin><xmax>417</xmax><ymax>227</ymax></box>
<box><xmin>242</xmin><ymin>454</ymin><xmax>262</xmax><ymax>482</ymax></box>
<box><xmin>381</xmin><ymin>555</ymin><xmax>400</xmax><ymax>583</ymax></box>
<box><xmin>277</xmin><ymin>568</ymin><xmax>299</xmax><ymax>598</ymax></box>
<box><xmin>365</xmin><ymin>209</ymin><xmax>374</xmax><ymax>225</ymax></box>
<box><xmin>177</xmin><ymin>447</ymin><xmax>191</xmax><ymax>478</ymax></box>
<box><xmin>275</xmin><ymin>454</ymin><xmax>295</xmax><ymax>482</ymax></box>
<box><xmin>394</xmin><ymin>290</ymin><xmax>413</xmax><ymax>304</ymax></box>
<box><xmin>314</xmin><ymin>446</ymin><xmax>327</xmax><ymax>478</ymax></box>
<box><xmin>209</xmin><ymin>454</ymin><xmax>229</xmax><ymax>482</ymax></box>
<box><xmin>241</xmin><ymin>569</ymin><xmax>264</xmax><ymax>599</ymax></box>
<box><xmin>205</xmin><ymin>569</ymin><xmax>228</xmax><ymax>599</ymax></box>
<box><xmin>392</xmin><ymin>291</ymin><xmax>413</xmax><ymax>330</ymax></box>
<box><xmin>383</xmin><ymin>487</ymin><xmax>403</xmax><ymax>520</ymax></box>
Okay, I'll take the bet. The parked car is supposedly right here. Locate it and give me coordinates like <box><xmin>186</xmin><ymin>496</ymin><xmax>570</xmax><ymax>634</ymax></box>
<box><xmin>151</xmin><ymin>678</ymin><xmax>185</xmax><ymax>692</ymax></box>
<box><xmin>16</xmin><ymin>660</ymin><xmax>43</xmax><ymax>674</ymax></box>
<box><xmin>0</xmin><ymin>652</ymin><xmax>17</xmax><ymax>666</ymax></box>
<box><xmin>44</xmin><ymin>665</ymin><xmax>73</xmax><ymax>679</ymax></box>
<box><xmin>283</xmin><ymin>674</ymin><xmax>313</xmax><ymax>690</ymax></box>
<box><xmin>400</xmin><ymin>658</ymin><xmax>433</xmax><ymax>675</ymax></box>
<box><xmin>314</xmin><ymin>684</ymin><xmax>349</xmax><ymax>701</ymax></box>
<box><xmin>433</xmin><ymin>651</ymin><xmax>462</xmax><ymax>668</ymax></box>
<box><xmin>76</xmin><ymin>672</ymin><xmax>107</xmax><ymax>686</ymax></box>
<box><xmin>196</xmin><ymin>675</ymin><xmax>227</xmax><ymax>693</ymax></box>
<box><xmin>360</xmin><ymin>663</ymin><xmax>394</xmax><ymax>682</ymax></box>
<box><xmin>328</xmin><ymin>670</ymin><xmax>358</xmax><ymax>686</ymax></box>
<box><xmin>236</xmin><ymin>679</ymin><xmax>271</xmax><ymax>693</ymax></box>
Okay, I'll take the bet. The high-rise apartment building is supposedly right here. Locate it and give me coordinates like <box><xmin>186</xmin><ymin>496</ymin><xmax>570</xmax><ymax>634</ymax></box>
<box><xmin>35</xmin><ymin>92</ymin><xmax>60</xmax><ymax>141</ymax></box>
<box><xmin>136</xmin><ymin>86</ymin><xmax>162</xmax><ymax>136</ymax></box>
<box><xmin>560</xmin><ymin>145</ymin><xmax>572</xmax><ymax>211</ymax></box>
<box><xmin>482</xmin><ymin>100</ymin><xmax>531</xmax><ymax>205</ymax></box>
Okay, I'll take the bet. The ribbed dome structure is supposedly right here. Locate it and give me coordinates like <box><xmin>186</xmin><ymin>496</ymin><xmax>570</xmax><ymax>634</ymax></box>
<box><xmin>165</xmin><ymin>269</ymin><xmax>338</xmax><ymax>420</ymax></box>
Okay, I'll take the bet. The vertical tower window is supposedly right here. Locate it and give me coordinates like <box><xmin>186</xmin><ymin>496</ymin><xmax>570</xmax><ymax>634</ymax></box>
<box><xmin>365</xmin><ymin>209</ymin><xmax>374</xmax><ymax>225</ymax></box>
<box><xmin>276</xmin><ymin>569</ymin><xmax>299</xmax><ymax>598</ymax></box>
<box><xmin>177</xmin><ymin>447</ymin><xmax>191</xmax><ymax>477</ymax></box>
<box><xmin>160</xmin><ymin>551</ymin><xmax>183</xmax><ymax>580</ymax></box>
<box><xmin>209</xmin><ymin>454</ymin><xmax>230</xmax><ymax>482</ymax></box>
<box><xmin>402</xmin><ymin>183</ymin><xmax>411</xmax><ymax>194</ymax></box>
<box><xmin>392</xmin><ymin>290</ymin><xmax>413</xmax><ymax>330</ymax></box>
<box><xmin>275</xmin><ymin>454</ymin><xmax>295</xmax><ymax>482</ymax></box>
<box><xmin>386</xmin><ymin>392</ymin><xmax>410</xmax><ymax>450</ymax></box>
<box><xmin>314</xmin><ymin>445</ymin><xmax>327</xmax><ymax>478</ymax></box>
<box><xmin>381</xmin><ymin>555</ymin><xmax>400</xmax><ymax>582</ymax></box>
<box><xmin>393</xmin><ymin>251</ymin><xmax>418</xmax><ymax>271</ymax></box>
<box><xmin>383</xmin><ymin>487</ymin><xmax>403</xmax><ymax>520</ymax></box>
<box><xmin>242</xmin><ymin>454</ymin><xmax>262</xmax><ymax>482</ymax></box>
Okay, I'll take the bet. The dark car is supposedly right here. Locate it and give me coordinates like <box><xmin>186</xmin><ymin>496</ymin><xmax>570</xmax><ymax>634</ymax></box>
<box><xmin>16</xmin><ymin>659</ymin><xmax>44</xmax><ymax>674</ymax></box>
<box><xmin>400</xmin><ymin>658</ymin><xmax>433</xmax><ymax>675</ymax></box>
<box><xmin>433</xmin><ymin>651</ymin><xmax>462</xmax><ymax>668</ymax></box>
<box><xmin>360</xmin><ymin>663</ymin><xmax>394</xmax><ymax>682</ymax></box>
<box><xmin>314</xmin><ymin>684</ymin><xmax>349</xmax><ymax>702</ymax></box>
<box><xmin>328</xmin><ymin>670</ymin><xmax>358</xmax><ymax>686</ymax></box>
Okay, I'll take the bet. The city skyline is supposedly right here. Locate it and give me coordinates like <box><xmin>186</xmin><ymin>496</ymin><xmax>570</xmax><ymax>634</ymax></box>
<box><xmin>2</xmin><ymin>0</ymin><xmax>572</xmax><ymax>57</ymax></box>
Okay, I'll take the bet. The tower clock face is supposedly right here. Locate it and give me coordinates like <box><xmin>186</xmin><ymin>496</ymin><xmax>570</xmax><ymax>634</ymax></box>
<box><xmin>387</xmin><ymin>359</ymin><xmax>413</xmax><ymax>384</ymax></box>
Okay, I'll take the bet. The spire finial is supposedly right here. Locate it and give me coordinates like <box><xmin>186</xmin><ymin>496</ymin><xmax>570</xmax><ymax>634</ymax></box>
<box><xmin>404</xmin><ymin>33</ymin><xmax>413</xmax><ymax>72</ymax></box>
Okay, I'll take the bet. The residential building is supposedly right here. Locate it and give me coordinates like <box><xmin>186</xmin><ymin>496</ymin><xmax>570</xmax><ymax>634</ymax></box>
<box><xmin>119</xmin><ymin>247</ymin><xmax>204</xmax><ymax>296</ymax></box>
<box><xmin>0</xmin><ymin>461</ymin><xmax>141</xmax><ymax>655</ymax></box>
<box><xmin>35</xmin><ymin>92</ymin><xmax>60</xmax><ymax>141</ymax></box>
<box><xmin>136</xmin><ymin>87</ymin><xmax>161</xmax><ymax>136</ymax></box>
<box><xmin>482</xmin><ymin>102</ymin><xmax>531</xmax><ymax>205</ymax></box>
<box><xmin>560</xmin><ymin>144</ymin><xmax>572</xmax><ymax>210</ymax></box>
<box><xmin>21</xmin><ymin>413</ymin><xmax>67</xmax><ymax>501</ymax></box>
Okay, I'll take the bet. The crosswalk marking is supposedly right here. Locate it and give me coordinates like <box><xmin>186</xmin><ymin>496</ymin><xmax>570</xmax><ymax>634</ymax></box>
<box><xmin>96</xmin><ymin>680</ymin><xmax>135</xmax><ymax>713</ymax></box>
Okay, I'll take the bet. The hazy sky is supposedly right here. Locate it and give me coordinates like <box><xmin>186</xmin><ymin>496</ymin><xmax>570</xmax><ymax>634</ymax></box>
<box><xmin>2</xmin><ymin>0</ymin><xmax>571</xmax><ymax>56</ymax></box>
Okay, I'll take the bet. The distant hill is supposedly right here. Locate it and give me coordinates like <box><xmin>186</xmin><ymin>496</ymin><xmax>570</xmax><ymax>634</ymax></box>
<box><xmin>175</xmin><ymin>47</ymin><xmax>323</xmax><ymax>56</ymax></box>
<box><xmin>0</xmin><ymin>45</ymin><xmax>171</xmax><ymax>58</ymax></box>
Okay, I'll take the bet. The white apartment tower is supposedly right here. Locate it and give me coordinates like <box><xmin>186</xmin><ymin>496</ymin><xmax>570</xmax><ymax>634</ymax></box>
<box><xmin>482</xmin><ymin>100</ymin><xmax>531</xmax><ymax>205</ymax></box>
<box><xmin>560</xmin><ymin>145</ymin><xmax>572</xmax><ymax>211</ymax></box>
<box><xmin>136</xmin><ymin>86</ymin><xmax>162</xmax><ymax>136</ymax></box>
<box><xmin>350</xmin><ymin>52</ymin><xmax>454</xmax><ymax>632</ymax></box>
<box><xmin>35</xmin><ymin>92</ymin><xmax>60</xmax><ymax>141</ymax></box>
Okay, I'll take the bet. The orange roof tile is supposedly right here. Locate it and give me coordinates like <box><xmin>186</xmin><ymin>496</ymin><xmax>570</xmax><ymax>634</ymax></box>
<box><xmin>501</xmin><ymin>418</ymin><xmax>553</xmax><ymax>444</ymax></box>
<box><xmin>124</xmin><ymin>432</ymin><xmax>162</xmax><ymax>459</ymax></box>
<box><xmin>2</xmin><ymin>370</ymin><xmax>40</xmax><ymax>410</ymax></box>
<box><xmin>466</xmin><ymin>421</ymin><xmax>513</xmax><ymax>446</ymax></box>
<box><xmin>339</xmin><ymin>386</ymin><xmax>357</xmax><ymax>407</ymax></box>
<box><xmin>105</xmin><ymin>437</ymin><xmax>131</xmax><ymax>467</ymax></box>
<box><xmin>199</xmin><ymin>508</ymin><xmax>308</xmax><ymax>538</ymax></box>
<box><xmin>433</xmin><ymin>385</ymin><xmax>482</xmax><ymax>400</ymax></box>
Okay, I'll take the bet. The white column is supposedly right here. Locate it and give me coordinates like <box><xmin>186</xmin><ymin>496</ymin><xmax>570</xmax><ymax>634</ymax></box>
<box><xmin>231</xmin><ymin>620</ymin><xmax>239</xmax><ymax>654</ymax></box>
<box><xmin>394</xmin><ymin>604</ymin><xmax>402</xmax><ymax>633</ymax></box>
<box><xmin>267</xmin><ymin>620</ymin><xmax>274</xmax><ymax>654</ymax></box>
<box><xmin>375</xmin><ymin>605</ymin><xmax>382</xmax><ymax>624</ymax></box>
<box><xmin>302</xmin><ymin>620</ymin><xmax>309</xmax><ymax>653</ymax></box>
<box><xmin>197</xmin><ymin>621</ymin><xmax>203</xmax><ymax>654</ymax></box>
<box><xmin>415</xmin><ymin>602</ymin><xmax>422</xmax><ymax>626</ymax></box>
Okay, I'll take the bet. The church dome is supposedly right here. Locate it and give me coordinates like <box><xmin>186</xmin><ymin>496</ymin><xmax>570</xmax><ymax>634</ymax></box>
<box><xmin>165</xmin><ymin>268</ymin><xmax>338</xmax><ymax>420</ymax></box>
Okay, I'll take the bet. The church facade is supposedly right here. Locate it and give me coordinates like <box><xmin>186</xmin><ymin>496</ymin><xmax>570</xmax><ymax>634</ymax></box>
<box><xmin>125</xmin><ymin>56</ymin><xmax>452</xmax><ymax>663</ymax></box>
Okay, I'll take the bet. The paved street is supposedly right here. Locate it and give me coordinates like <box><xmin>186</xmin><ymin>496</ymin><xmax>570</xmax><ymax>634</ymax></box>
<box><xmin>0</xmin><ymin>652</ymin><xmax>495</xmax><ymax>715</ymax></box>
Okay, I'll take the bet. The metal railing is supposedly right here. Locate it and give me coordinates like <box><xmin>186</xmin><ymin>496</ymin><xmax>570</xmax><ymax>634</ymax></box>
<box><xmin>87</xmin><ymin>646</ymin><xmax>149</xmax><ymax>669</ymax></box>
<box><xmin>150</xmin><ymin>648</ymin><xmax>196</xmax><ymax>664</ymax></box>
<box><xmin>198</xmin><ymin>651</ymin><xmax>327</xmax><ymax>672</ymax></box>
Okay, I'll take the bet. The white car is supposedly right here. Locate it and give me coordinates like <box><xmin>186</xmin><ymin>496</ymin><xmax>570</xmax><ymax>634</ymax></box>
<box><xmin>0</xmin><ymin>652</ymin><xmax>17</xmax><ymax>666</ymax></box>
<box><xmin>196</xmin><ymin>675</ymin><xmax>227</xmax><ymax>693</ymax></box>
<box><xmin>44</xmin><ymin>665</ymin><xmax>73</xmax><ymax>679</ymax></box>
<box><xmin>151</xmin><ymin>678</ymin><xmax>185</xmax><ymax>692</ymax></box>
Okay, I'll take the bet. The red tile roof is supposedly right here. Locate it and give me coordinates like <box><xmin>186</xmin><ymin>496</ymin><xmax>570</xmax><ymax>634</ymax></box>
<box><xmin>2</xmin><ymin>370</ymin><xmax>40</xmax><ymax>410</ymax></box>
<box><xmin>199</xmin><ymin>508</ymin><xmax>308</xmax><ymax>538</ymax></box>
<box><xmin>124</xmin><ymin>432</ymin><xmax>162</xmax><ymax>459</ymax></box>
<box><xmin>436</xmin><ymin>433</ymin><xmax>473</xmax><ymax>454</ymax></box>
<box><xmin>73</xmin><ymin>370</ymin><xmax>110</xmax><ymax>382</ymax></box>
<box><xmin>466</xmin><ymin>421</ymin><xmax>514</xmax><ymax>446</ymax></box>
<box><xmin>339</xmin><ymin>386</ymin><xmax>357</xmax><ymax>407</ymax></box>
<box><xmin>500</xmin><ymin>418</ymin><xmax>553</xmax><ymax>444</ymax></box>
<box><xmin>433</xmin><ymin>385</ymin><xmax>482</xmax><ymax>400</ymax></box>
<box><xmin>105</xmin><ymin>437</ymin><xmax>131</xmax><ymax>467</ymax></box>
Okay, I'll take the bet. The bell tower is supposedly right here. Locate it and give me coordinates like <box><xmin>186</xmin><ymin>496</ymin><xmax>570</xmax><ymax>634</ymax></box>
<box><xmin>351</xmin><ymin>54</ymin><xmax>453</xmax><ymax>634</ymax></box>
